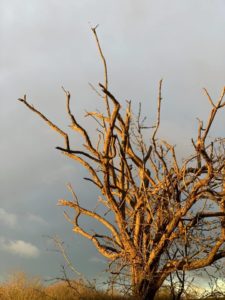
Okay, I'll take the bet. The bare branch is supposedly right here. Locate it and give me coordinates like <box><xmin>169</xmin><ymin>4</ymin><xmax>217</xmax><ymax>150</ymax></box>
<box><xmin>91</xmin><ymin>25</ymin><xmax>110</xmax><ymax>117</ymax></box>
<box><xmin>18</xmin><ymin>95</ymin><xmax>70</xmax><ymax>150</ymax></box>
<box><xmin>152</xmin><ymin>79</ymin><xmax>163</xmax><ymax>141</ymax></box>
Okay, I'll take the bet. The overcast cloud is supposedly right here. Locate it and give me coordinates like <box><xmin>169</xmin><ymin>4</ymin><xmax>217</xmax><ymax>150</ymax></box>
<box><xmin>0</xmin><ymin>0</ymin><xmax>225</xmax><ymax>282</ymax></box>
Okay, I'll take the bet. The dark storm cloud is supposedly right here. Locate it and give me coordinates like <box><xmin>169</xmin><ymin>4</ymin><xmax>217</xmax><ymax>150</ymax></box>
<box><xmin>0</xmin><ymin>0</ymin><xmax>225</xmax><ymax>280</ymax></box>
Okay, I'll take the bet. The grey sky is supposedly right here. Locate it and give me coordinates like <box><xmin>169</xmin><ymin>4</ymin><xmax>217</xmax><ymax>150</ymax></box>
<box><xmin>1</xmin><ymin>0</ymin><xmax>225</xmax><ymax>283</ymax></box>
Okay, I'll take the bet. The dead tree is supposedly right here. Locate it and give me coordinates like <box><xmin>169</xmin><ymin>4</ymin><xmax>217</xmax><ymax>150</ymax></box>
<box><xmin>18</xmin><ymin>29</ymin><xmax>225</xmax><ymax>300</ymax></box>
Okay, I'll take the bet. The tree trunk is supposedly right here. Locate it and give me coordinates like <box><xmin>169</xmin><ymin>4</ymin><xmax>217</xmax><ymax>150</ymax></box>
<box><xmin>137</xmin><ymin>278</ymin><xmax>158</xmax><ymax>300</ymax></box>
<box><xmin>131</xmin><ymin>265</ymin><xmax>159</xmax><ymax>300</ymax></box>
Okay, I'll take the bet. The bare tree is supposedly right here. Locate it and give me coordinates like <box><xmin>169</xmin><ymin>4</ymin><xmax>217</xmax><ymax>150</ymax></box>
<box><xmin>18</xmin><ymin>28</ymin><xmax>225</xmax><ymax>300</ymax></box>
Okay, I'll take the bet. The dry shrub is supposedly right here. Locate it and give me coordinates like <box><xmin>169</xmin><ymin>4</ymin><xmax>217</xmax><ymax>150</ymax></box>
<box><xmin>46</xmin><ymin>279</ymin><xmax>131</xmax><ymax>300</ymax></box>
<box><xmin>0</xmin><ymin>272</ymin><xmax>44</xmax><ymax>300</ymax></box>
<box><xmin>1</xmin><ymin>271</ymin><xmax>212</xmax><ymax>300</ymax></box>
<box><xmin>0</xmin><ymin>272</ymin><xmax>132</xmax><ymax>300</ymax></box>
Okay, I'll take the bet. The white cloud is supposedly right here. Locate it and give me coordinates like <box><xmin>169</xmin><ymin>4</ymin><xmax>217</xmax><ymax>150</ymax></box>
<box><xmin>0</xmin><ymin>208</ymin><xmax>17</xmax><ymax>228</ymax></box>
<box><xmin>0</xmin><ymin>209</ymin><xmax>47</xmax><ymax>229</ymax></box>
<box><xmin>26</xmin><ymin>213</ymin><xmax>47</xmax><ymax>225</ymax></box>
<box><xmin>0</xmin><ymin>238</ymin><xmax>40</xmax><ymax>258</ymax></box>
